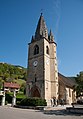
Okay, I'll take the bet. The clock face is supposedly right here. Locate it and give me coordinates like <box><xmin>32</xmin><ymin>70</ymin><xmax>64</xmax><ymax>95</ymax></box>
<box><xmin>33</xmin><ymin>61</ymin><xmax>38</xmax><ymax>67</ymax></box>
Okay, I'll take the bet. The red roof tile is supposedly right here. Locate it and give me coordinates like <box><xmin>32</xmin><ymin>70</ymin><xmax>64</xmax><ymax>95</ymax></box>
<box><xmin>4</xmin><ymin>82</ymin><xmax>20</xmax><ymax>89</ymax></box>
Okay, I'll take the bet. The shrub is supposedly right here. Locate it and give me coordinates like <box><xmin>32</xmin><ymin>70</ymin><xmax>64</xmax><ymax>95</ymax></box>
<box><xmin>5</xmin><ymin>101</ymin><xmax>8</xmax><ymax>105</ymax></box>
<box><xmin>77</xmin><ymin>99</ymin><xmax>83</xmax><ymax>105</ymax></box>
<box><xmin>5</xmin><ymin>93</ymin><xmax>12</xmax><ymax>103</ymax></box>
<box><xmin>16</xmin><ymin>92</ymin><xmax>26</xmax><ymax>104</ymax></box>
<box><xmin>19</xmin><ymin>97</ymin><xmax>47</xmax><ymax>106</ymax></box>
<box><xmin>4</xmin><ymin>92</ymin><xmax>26</xmax><ymax>105</ymax></box>
<box><xmin>0</xmin><ymin>96</ymin><xmax>2</xmax><ymax>105</ymax></box>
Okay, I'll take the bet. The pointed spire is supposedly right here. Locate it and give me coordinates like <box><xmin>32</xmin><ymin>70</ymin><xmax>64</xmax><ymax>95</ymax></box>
<box><xmin>48</xmin><ymin>29</ymin><xmax>54</xmax><ymax>41</ymax></box>
<box><xmin>35</xmin><ymin>14</ymin><xmax>48</xmax><ymax>40</ymax></box>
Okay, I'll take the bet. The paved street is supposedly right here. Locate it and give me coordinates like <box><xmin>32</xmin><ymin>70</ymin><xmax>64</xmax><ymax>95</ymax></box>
<box><xmin>0</xmin><ymin>106</ymin><xmax>83</xmax><ymax>119</ymax></box>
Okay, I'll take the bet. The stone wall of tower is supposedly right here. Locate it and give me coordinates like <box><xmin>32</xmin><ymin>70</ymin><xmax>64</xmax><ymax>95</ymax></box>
<box><xmin>43</xmin><ymin>39</ymin><xmax>51</xmax><ymax>104</ymax></box>
<box><xmin>50</xmin><ymin>42</ymin><xmax>58</xmax><ymax>99</ymax></box>
<box><xmin>27</xmin><ymin>39</ymin><xmax>45</xmax><ymax>98</ymax></box>
<box><xmin>43</xmin><ymin>39</ymin><xmax>58</xmax><ymax>105</ymax></box>
<box><xmin>27</xmin><ymin>38</ymin><xmax>58</xmax><ymax>105</ymax></box>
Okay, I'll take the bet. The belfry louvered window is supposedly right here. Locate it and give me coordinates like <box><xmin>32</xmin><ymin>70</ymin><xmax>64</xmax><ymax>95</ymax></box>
<box><xmin>34</xmin><ymin>45</ymin><xmax>39</xmax><ymax>55</ymax></box>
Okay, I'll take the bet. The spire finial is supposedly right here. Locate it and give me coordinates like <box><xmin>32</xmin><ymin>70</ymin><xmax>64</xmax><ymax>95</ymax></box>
<box><xmin>41</xmin><ymin>12</ymin><xmax>43</xmax><ymax>16</ymax></box>
<box><xmin>40</xmin><ymin>9</ymin><xmax>43</xmax><ymax>16</ymax></box>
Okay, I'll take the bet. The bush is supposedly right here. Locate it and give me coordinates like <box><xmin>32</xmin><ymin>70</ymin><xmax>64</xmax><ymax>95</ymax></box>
<box><xmin>4</xmin><ymin>92</ymin><xmax>26</xmax><ymax>105</ymax></box>
<box><xmin>16</xmin><ymin>92</ymin><xmax>26</xmax><ymax>105</ymax></box>
<box><xmin>19</xmin><ymin>97</ymin><xmax>47</xmax><ymax>106</ymax></box>
<box><xmin>0</xmin><ymin>96</ymin><xmax>2</xmax><ymax>105</ymax></box>
<box><xmin>5</xmin><ymin>101</ymin><xmax>8</xmax><ymax>105</ymax></box>
<box><xmin>77</xmin><ymin>99</ymin><xmax>83</xmax><ymax>105</ymax></box>
<box><xmin>16</xmin><ymin>92</ymin><xmax>26</xmax><ymax>99</ymax></box>
<box><xmin>5</xmin><ymin>93</ymin><xmax>12</xmax><ymax>103</ymax></box>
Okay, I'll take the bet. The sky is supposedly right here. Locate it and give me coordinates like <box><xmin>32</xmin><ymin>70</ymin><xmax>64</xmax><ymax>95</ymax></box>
<box><xmin>0</xmin><ymin>0</ymin><xmax>83</xmax><ymax>76</ymax></box>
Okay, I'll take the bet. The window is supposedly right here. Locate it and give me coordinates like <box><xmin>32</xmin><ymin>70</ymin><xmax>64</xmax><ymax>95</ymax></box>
<box><xmin>35</xmin><ymin>74</ymin><xmax>37</xmax><ymax>82</ymax></box>
<box><xmin>46</xmin><ymin>46</ymin><xmax>49</xmax><ymax>55</ymax></box>
<box><xmin>34</xmin><ymin>45</ymin><xmax>39</xmax><ymax>55</ymax></box>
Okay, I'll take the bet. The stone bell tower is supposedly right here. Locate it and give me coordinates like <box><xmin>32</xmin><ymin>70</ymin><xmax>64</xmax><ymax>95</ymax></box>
<box><xmin>26</xmin><ymin>13</ymin><xmax>58</xmax><ymax>105</ymax></box>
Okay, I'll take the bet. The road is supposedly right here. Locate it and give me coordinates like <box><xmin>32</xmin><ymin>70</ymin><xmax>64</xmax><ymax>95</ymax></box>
<box><xmin>0</xmin><ymin>106</ymin><xmax>83</xmax><ymax>119</ymax></box>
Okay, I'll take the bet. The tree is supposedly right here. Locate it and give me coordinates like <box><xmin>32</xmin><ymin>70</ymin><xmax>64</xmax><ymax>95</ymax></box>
<box><xmin>75</xmin><ymin>72</ymin><xmax>83</xmax><ymax>97</ymax></box>
<box><xmin>0</xmin><ymin>63</ymin><xmax>27</xmax><ymax>93</ymax></box>
<box><xmin>0</xmin><ymin>78</ymin><xmax>4</xmax><ymax>90</ymax></box>
<box><xmin>20</xmin><ymin>82</ymin><xmax>26</xmax><ymax>94</ymax></box>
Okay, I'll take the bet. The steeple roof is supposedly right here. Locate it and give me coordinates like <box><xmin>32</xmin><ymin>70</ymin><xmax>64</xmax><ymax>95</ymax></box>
<box><xmin>31</xmin><ymin>14</ymin><xmax>56</xmax><ymax>44</ymax></box>
<box><xmin>48</xmin><ymin>29</ymin><xmax>54</xmax><ymax>41</ymax></box>
<box><xmin>35</xmin><ymin>13</ymin><xmax>48</xmax><ymax>40</ymax></box>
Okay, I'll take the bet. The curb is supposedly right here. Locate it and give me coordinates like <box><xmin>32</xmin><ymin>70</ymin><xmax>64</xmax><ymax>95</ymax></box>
<box><xmin>14</xmin><ymin>105</ymin><xmax>45</xmax><ymax>110</ymax></box>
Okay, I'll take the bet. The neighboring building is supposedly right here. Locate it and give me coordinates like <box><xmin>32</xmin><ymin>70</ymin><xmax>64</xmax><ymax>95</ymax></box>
<box><xmin>26</xmin><ymin>13</ymin><xmax>76</xmax><ymax>105</ymax></box>
<box><xmin>0</xmin><ymin>82</ymin><xmax>20</xmax><ymax>106</ymax></box>
<box><xmin>4</xmin><ymin>82</ymin><xmax>20</xmax><ymax>92</ymax></box>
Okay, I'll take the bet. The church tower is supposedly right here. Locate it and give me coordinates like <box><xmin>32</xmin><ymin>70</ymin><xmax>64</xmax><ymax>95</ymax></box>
<box><xmin>26</xmin><ymin>13</ymin><xmax>58</xmax><ymax>105</ymax></box>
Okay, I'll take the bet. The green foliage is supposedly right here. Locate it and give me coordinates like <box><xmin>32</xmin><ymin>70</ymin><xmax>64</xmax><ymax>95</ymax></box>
<box><xmin>5</xmin><ymin>92</ymin><xmax>26</xmax><ymax>104</ymax></box>
<box><xmin>0</xmin><ymin>78</ymin><xmax>4</xmax><ymax>90</ymax></box>
<box><xmin>16</xmin><ymin>92</ymin><xmax>26</xmax><ymax>105</ymax></box>
<box><xmin>5</xmin><ymin>93</ymin><xmax>13</xmax><ymax>103</ymax></box>
<box><xmin>76</xmin><ymin>72</ymin><xmax>83</xmax><ymax>84</ymax></box>
<box><xmin>77</xmin><ymin>100</ymin><xmax>83</xmax><ymax>105</ymax></box>
<box><xmin>0</xmin><ymin>63</ymin><xmax>27</xmax><ymax>92</ymax></box>
<box><xmin>19</xmin><ymin>97</ymin><xmax>47</xmax><ymax>106</ymax></box>
<box><xmin>0</xmin><ymin>63</ymin><xmax>27</xmax><ymax>81</ymax></box>
<box><xmin>16</xmin><ymin>92</ymin><xmax>26</xmax><ymax>99</ymax></box>
<box><xmin>75</xmin><ymin>71</ymin><xmax>83</xmax><ymax>97</ymax></box>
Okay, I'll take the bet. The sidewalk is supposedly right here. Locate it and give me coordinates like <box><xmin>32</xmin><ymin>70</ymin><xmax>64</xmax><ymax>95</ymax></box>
<box><xmin>44</xmin><ymin>105</ymin><xmax>73</xmax><ymax>115</ymax></box>
<box><xmin>44</xmin><ymin>105</ymin><xmax>72</xmax><ymax>111</ymax></box>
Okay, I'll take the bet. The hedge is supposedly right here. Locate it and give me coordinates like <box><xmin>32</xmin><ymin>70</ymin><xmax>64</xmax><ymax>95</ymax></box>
<box><xmin>5</xmin><ymin>93</ymin><xmax>12</xmax><ymax>103</ymax></box>
<box><xmin>18</xmin><ymin>97</ymin><xmax>47</xmax><ymax>106</ymax></box>
<box><xmin>77</xmin><ymin>100</ymin><xmax>83</xmax><ymax>105</ymax></box>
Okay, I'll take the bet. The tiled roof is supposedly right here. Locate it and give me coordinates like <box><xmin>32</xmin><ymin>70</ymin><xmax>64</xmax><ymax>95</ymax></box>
<box><xmin>58</xmin><ymin>73</ymin><xmax>76</xmax><ymax>88</ymax></box>
<box><xmin>4</xmin><ymin>82</ymin><xmax>20</xmax><ymax>89</ymax></box>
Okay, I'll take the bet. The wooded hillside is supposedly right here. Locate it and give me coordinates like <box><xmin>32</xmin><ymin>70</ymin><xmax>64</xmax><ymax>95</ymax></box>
<box><xmin>0</xmin><ymin>63</ymin><xmax>27</xmax><ymax>91</ymax></box>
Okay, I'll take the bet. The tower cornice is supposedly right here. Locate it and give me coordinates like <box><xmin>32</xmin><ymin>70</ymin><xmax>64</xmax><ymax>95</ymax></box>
<box><xmin>29</xmin><ymin>36</ymin><xmax>57</xmax><ymax>46</ymax></box>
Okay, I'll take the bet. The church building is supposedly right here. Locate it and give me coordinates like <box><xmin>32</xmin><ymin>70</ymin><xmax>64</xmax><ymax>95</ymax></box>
<box><xmin>26</xmin><ymin>13</ymin><xmax>76</xmax><ymax>105</ymax></box>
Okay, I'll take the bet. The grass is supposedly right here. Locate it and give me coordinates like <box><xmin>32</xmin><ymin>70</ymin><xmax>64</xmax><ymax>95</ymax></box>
<box><xmin>16</xmin><ymin>92</ymin><xmax>26</xmax><ymax>99</ymax></box>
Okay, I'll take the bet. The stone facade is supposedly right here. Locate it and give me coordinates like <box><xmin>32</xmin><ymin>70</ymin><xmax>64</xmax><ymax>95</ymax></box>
<box><xmin>26</xmin><ymin>14</ymin><xmax>76</xmax><ymax>105</ymax></box>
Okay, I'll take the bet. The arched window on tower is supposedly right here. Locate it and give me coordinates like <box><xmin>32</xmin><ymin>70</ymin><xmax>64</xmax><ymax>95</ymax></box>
<box><xmin>34</xmin><ymin>45</ymin><xmax>39</xmax><ymax>55</ymax></box>
<box><xmin>46</xmin><ymin>46</ymin><xmax>49</xmax><ymax>55</ymax></box>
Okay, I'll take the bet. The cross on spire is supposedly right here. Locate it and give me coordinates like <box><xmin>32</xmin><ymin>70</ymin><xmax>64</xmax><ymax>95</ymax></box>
<box><xmin>40</xmin><ymin>9</ymin><xmax>43</xmax><ymax>16</ymax></box>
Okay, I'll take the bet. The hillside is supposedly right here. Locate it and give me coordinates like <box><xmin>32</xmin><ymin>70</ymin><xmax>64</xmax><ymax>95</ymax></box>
<box><xmin>0</xmin><ymin>62</ymin><xmax>27</xmax><ymax>90</ymax></box>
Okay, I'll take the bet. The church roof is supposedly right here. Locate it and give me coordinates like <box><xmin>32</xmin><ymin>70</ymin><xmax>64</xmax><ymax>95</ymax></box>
<box><xmin>35</xmin><ymin>13</ymin><xmax>48</xmax><ymax>40</ymax></box>
<box><xmin>58</xmin><ymin>73</ymin><xmax>76</xmax><ymax>88</ymax></box>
